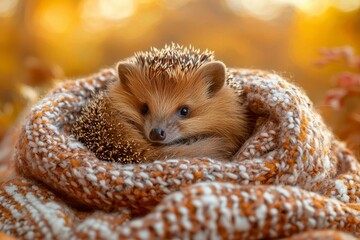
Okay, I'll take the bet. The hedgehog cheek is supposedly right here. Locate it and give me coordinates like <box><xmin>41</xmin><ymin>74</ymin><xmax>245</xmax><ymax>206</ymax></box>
<box><xmin>194</xmin><ymin>61</ymin><xmax>226</xmax><ymax>97</ymax></box>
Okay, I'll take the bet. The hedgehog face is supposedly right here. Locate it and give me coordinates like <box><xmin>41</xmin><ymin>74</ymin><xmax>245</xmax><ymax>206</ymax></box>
<box><xmin>109</xmin><ymin>59</ymin><xmax>230</xmax><ymax>146</ymax></box>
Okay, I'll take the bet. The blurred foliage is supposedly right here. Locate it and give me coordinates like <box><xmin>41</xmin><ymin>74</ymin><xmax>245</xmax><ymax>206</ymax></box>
<box><xmin>0</xmin><ymin>0</ymin><xmax>359</xmax><ymax>155</ymax></box>
<box><xmin>317</xmin><ymin>46</ymin><xmax>360</xmax><ymax>156</ymax></box>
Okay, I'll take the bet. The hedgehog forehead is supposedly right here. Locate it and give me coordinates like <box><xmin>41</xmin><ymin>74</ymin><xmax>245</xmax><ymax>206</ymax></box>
<box><xmin>133</xmin><ymin>44</ymin><xmax>215</xmax><ymax>77</ymax></box>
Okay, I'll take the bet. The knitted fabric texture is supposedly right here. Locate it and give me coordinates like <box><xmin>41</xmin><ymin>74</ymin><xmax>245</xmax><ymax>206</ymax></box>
<box><xmin>1</xmin><ymin>68</ymin><xmax>360</xmax><ymax>239</ymax></box>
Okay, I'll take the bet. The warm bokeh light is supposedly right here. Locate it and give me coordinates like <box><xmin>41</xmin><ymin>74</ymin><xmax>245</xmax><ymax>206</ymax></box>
<box><xmin>82</xmin><ymin>0</ymin><xmax>135</xmax><ymax>22</ymax></box>
<box><xmin>0</xmin><ymin>0</ymin><xmax>360</xmax><ymax>151</ymax></box>
<box><xmin>227</xmin><ymin>0</ymin><xmax>293</xmax><ymax>20</ymax></box>
<box><xmin>226</xmin><ymin>0</ymin><xmax>360</xmax><ymax>19</ymax></box>
<box><xmin>0</xmin><ymin>0</ymin><xmax>18</xmax><ymax>17</ymax></box>
<box><xmin>335</xmin><ymin>0</ymin><xmax>360</xmax><ymax>12</ymax></box>
<box><xmin>294</xmin><ymin>0</ymin><xmax>329</xmax><ymax>16</ymax></box>
<box><xmin>34</xmin><ymin>2</ymin><xmax>73</xmax><ymax>34</ymax></box>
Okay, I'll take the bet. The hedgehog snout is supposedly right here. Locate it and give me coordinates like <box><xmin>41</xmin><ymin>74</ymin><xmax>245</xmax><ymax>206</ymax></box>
<box><xmin>149</xmin><ymin>128</ymin><xmax>166</xmax><ymax>142</ymax></box>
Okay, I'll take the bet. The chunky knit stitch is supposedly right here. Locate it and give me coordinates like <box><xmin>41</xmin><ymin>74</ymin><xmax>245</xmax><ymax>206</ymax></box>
<box><xmin>0</xmin><ymin>67</ymin><xmax>359</xmax><ymax>239</ymax></box>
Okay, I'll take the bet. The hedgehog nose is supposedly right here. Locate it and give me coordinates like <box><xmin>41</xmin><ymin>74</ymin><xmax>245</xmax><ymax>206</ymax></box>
<box><xmin>149</xmin><ymin>128</ymin><xmax>166</xmax><ymax>141</ymax></box>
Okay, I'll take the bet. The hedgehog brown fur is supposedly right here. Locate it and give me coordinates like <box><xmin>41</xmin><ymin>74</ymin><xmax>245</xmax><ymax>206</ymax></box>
<box><xmin>72</xmin><ymin>93</ymin><xmax>152</xmax><ymax>164</ymax></box>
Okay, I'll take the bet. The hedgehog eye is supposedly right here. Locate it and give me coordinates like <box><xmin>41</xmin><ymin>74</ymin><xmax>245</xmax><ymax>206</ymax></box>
<box><xmin>141</xmin><ymin>103</ymin><xmax>149</xmax><ymax>115</ymax></box>
<box><xmin>178</xmin><ymin>106</ymin><xmax>190</xmax><ymax>117</ymax></box>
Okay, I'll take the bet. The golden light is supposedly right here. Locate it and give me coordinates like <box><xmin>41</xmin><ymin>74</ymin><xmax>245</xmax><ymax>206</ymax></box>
<box><xmin>100</xmin><ymin>0</ymin><xmax>135</xmax><ymax>20</ymax></box>
<box><xmin>82</xmin><ymin>0</ymin><xmax>135</xmax><ymax>21</ymax></box>
<box><xmin>226</xmin><ymin>0</ymin><xmax>285</xmax><ymax>20</ymax></box>
<box><xmin>35</xmin><ymin>2</ymin><xmax>73</xmax><ymax>34</ymax></box>
<box><xmin>293</xmin><ymin>0</ymin><xmax>329</xmax><ymax>16</ymax></box>
<box><xmin>0</xmin><ymin>0</ymin><xmax>18</xmax><ymax>17</ymax></box>
<box><xmin>226</xmin><ymin>0</ymin><xmax>360</xmax><ymax>20</ymax></box>
<box><xmin>81</xmin><ymin>0</ymin><xmax>136</xmax><ymax>31</ymax></box>
<box><xmin>291</xmin><ymin>0</ymin><xmax>360</xmax><ymax>15</ymax></box>
<box><xmin>336</xmin><ymin>0</ymin><xmax>360</xmax><ymax>12</ymax></box>
<box><xmin>164</xmin><ymin>0</ymin><xmax>191</xmax><ymax>9</ymax></box>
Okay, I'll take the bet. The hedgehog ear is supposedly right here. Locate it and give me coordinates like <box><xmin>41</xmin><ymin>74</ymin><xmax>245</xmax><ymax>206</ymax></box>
<box><xmin>116</xmin><ymin>61</ymin><xmax>137</xmax><ymax>89</ymax></box>
<box><xmin>195</xmin><ymin>61</ymin><xmax>226</xmax><ymax>97</ymax></box>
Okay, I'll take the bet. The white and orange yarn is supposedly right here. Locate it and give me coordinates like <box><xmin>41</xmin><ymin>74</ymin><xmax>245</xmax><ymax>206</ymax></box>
<box><xmin>0</xmin><ymin>67</ymin><xmax>360</xmax><ymax>239</ymax></box>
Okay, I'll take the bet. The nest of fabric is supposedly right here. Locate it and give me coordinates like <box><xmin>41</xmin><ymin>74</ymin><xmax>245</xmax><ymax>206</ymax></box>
<box><xmin>1</xmin><ymin>68</ymin><xmax>360</xmax><ymax>239</ymax></box>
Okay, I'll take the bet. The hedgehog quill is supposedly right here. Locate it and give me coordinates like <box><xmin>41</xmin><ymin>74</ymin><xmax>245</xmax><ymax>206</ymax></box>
<box><xmin>73</xmin><ymin>44</ymin><xmax>251</xmax><ymax>163</ymax></box>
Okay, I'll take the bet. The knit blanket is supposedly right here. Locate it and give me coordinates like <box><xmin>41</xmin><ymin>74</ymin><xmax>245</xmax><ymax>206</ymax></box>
<box><xmin>1</xmin><ymin>68</ymin><xmax>360</xmax><ymax>239</ymax></box>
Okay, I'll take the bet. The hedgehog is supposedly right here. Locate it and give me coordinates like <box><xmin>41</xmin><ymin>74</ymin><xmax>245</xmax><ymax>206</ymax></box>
<box><xmin>72</xmin><ymin>93</ymin><xmax>152</xmax><ymax>164</ymax></box>
<box><xmin>73</xmin><ymin>44</ymin><xmax>250</xmax><ymax>163</ymax></box>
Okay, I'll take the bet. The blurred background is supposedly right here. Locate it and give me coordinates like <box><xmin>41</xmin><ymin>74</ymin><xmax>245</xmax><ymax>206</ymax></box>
<box><xmin>0</xmin><ymin>0</ymin><xmax>359</xmax><ymax>155</ymax></box>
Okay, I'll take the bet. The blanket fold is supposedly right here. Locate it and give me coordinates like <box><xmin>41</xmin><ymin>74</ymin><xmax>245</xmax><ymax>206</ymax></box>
<box><xmin>1</xmin><ymin>68</ymin><xmax>360</xmax><ymax>239</ymax></box>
